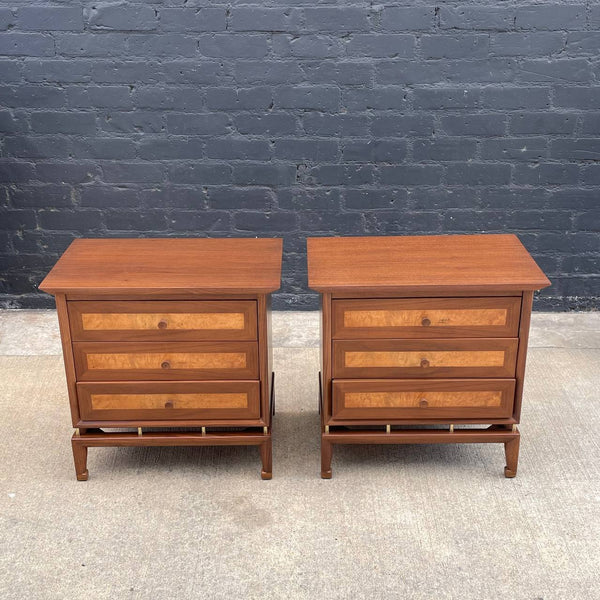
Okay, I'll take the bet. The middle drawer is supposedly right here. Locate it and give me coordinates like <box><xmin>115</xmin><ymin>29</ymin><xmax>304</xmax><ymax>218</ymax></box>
<box><xmin>333</xmin><ymin>338</ymin><xmax>518</xmax><ymax>379</ymax></box>
<box><xmin>73</xmin><ymin>341</ymin><xmax>259</xmax><ymax>381</ymax></box>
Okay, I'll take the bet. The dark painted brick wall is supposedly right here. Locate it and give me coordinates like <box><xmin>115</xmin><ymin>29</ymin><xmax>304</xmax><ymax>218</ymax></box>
<box><xmin>0</xmin><ymin>1</ymin><xmax>599</xmax><ymax>310</ymax></box>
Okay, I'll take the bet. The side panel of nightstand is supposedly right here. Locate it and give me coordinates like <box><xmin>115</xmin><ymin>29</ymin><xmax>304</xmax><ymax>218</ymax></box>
<box><xmin>513</xmin><ymin>290</ymin><xmax>534</xmax><ymax>423</ymax></box>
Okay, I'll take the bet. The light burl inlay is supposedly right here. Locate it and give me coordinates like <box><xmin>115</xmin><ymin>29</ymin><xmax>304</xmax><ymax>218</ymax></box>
<box><xmin>91</xmin><ymin>393</ymin><xmax>248</xmax><ymax>410</ymax></box>
<box><xmin>81</xmin><ymin>312</ymin><xmax>246</xmax><ymax>331</ymax></box>
<box><xmin>343</xmin><ymin>308</ymin><xmax>508</xmax><ymax>328</ymax></box>
<box><xmin>344</xmin><ymin>391</ymin><xmax>503</xmax><ymax>409</ymax></box>
<box><xmin>86</xmin><ymin>352</ymin><xmax>247</xmax><ymax>370</ymax></box>
<box><xmin>345</xmin><ymin>350</ymin><xmax>506</xmax><ymax>368</ymax></box>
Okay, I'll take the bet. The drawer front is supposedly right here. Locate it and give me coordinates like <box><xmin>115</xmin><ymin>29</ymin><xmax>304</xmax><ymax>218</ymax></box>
<box><xmin>332</xmin><ymin>379</ymin><xmax>515</xmax><ymax>420</ymax></box>
<box><xmin>77</xmin><ymin>381</ymin><xmax>260</xmax><ymax>421</ymax></box>
<box><xmin>73</xmin><ymin>341</ymin><xmax>259</xmax><ymax>381</ymax></box>
<box><xmin>332</xmin><ymin>297</ymin><xmax>521</xmax><ymax>339</ymax></box>
<box><xmin>333</xmin><ymin>338</ymin><xmax>518</xmax><ymax>379</ymax></box>
<box><xmin>69</xmin><ymin>300</ymin><xmax>257</xmax><ymax>341</ymax></box>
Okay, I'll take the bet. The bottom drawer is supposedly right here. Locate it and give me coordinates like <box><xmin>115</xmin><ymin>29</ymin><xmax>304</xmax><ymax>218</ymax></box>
<box><xmin>77</xmin><ymin>381</ymin><xmax>260</xmax><ymax>421</ymax></box>
<box><xmin>332</xmin><ymin>379</ymin><xmax>515</xmax><ymax>421</ymax></box>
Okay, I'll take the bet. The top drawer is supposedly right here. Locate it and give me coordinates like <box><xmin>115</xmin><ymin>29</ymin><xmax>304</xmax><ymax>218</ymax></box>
<box><xmin>332</xmin><ymin>297</ymin><xmax>521</xmax><ymax>339</ymax></box>
<box><xmin>68</xmin><ymin>300</ymin><xmax>257</xmax><ymax>341</ymax></box>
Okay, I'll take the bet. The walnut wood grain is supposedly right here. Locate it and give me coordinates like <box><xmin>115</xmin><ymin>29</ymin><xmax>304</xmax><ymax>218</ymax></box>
<box><xmin>307</xmin><ymin>234</ymin><xmax>550</xmax><ymax>294</ymax></box>
<box><xmin>73</xmin><ymin>341</ymin><xmax>259</xmax><ymax>381</ymax></box>
<box><xmin>39</xmin><ymin>238</ymin><xmax>283</xmax><ymax>295</ymax></box>
<box><xmin>77</xmin><ymin>380</ymin><xmax>260</xmax><ymax>421</ymax></box>
<box><xmin>68</xmin><ymin>300</ymin><xmax>257</xmax><ymax>341</ymax></box>
<box><xmin>332</xmin><ymin>297</ymin><xmax>521</xmax><ymax>339</ymax></box>
<box><xmin>332</xmin><ymin>379</ymin><xmax>515</xmax><ymax>421</ymax></box>
<box><xmin>333</xmin><ymin>338</ymin><xmax>518</xmax><ymax>378</ymax></box>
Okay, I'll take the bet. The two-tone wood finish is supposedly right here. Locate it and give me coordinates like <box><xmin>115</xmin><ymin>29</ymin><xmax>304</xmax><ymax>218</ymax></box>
<box><xmin>308</xmin><ymin>234</ymin><xmax>550</xmax><ymax>479</ymax></box>
<box><xmin>40</xmin><ymin>238</ymin><xmax>282</xmax><ymax>481</ymax></box>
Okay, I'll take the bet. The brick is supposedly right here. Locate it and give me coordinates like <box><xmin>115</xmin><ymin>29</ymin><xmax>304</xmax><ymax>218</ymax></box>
<box><xmin>167</xmin><ymin>113</ymin><xmax>230</xmax><ymax>135</ymax></box>
<box><xmin>67</xmin><ymin>85</ymin><xmax>132</xmax><ymax>109</ymax></box>
<box><xmin>105</xmin><ymin>210</ymin><xmax>166</xmax><ymax>231</ymax></box>
<box><xmin>481</xmin><ymin>138</ymin><xmax>547</xmax><ymax>161</ymax></box>
<box><xmin>303</xmin><ymin>114</ymin><xmax>367</xmax><ymax>137</ymax></box>
<box><xmin>100</xmin><ymin>111</ymin><xmax>165</xmax><ymax>134</ymax></box>
<box><xmin>24</xmin><ymin>60</ymin><xmax>92</xmax><ymax>83</ymax></box>
<box><xmin>235</xmin><ymin>114</ymin><xmax>296</xmax><ymax>136</ymax></box>
<box><xmin>301</xmin><ymin>61</ymin><xmax>373</xmax><ymax>86</ymax></box>
<box><xmin>566</xmin><ymin>33</ymin><xmax>600</xmax><ymax>55</ymax></box>
<box><xmin>581</xmin><ymin>166</ymin><xmax>600</xmax><ymax>186</ymax></box>
<box><xmin>380</xmin><ymin>7</ymin><xmax>433</xmax><ymax>31</ymax></box>
<box><xmin>92</xmin><ymin>61</ymin><xmax>161</xmax><ymax>83</ymax></box>
<box><xmin>162</xmin><ymin>61</ymin><xmax>222</xmax><ymax>84</ymax></box>
<box><xmin>208</xmin><ymin>187</ymin><xmax>275</xmax><ymax>209</ymax></box>
<box><xmin>161</xmin><ymin>8</ymin><xmax>226</xmax><ymax>32</ymax></box>
<box><xmin>422</xmin><ymin>35</ymin><xmax>489</xmax><ymax>59</ymax></box>
<box><xmin>304</xmin><ymin>8</ymin><xmax>369</xmax><ymax>32</ymax></box>
<box><xmin>274</xmin><ymin>86</ymin><xmax>340</xmax><ymax>111</ymax></box>
<box><xmin>88</xmin><ymin>4</ymin><xmax>157</xmax><ymax>31</ymax></box>
<box><xmin>234</xmin><ymin>61</ymin><xmax>303</xmax><ymax>84</ymax></box>
<box><xmin>272</xmin><ymin>35</ymin><xmax>342</xmax><ymax>59</ymax></box>
<box><xmin>10</xmin><ymin>185</ymin><xmax>74</xmax><ymax>208</ymax></box>
<box><xmin>138</xmin><ymin>138</ymin><xmax>204</xmax><ymax>160</ymax></box>
<box><xmin>561</xmin><ymin>256</ymin><xmax>600</xmax><ymax>274</ymax></box>
<box><xmin>134</xmin><ymin>86</ymin><xmax>205</xmax><ymax>111</ymax></box>
<box><xmin>375</xmin><ymin>60</ymin><xmax>445</xmax><ymax>85</ymax></box>
<box><xmin>444</xmin><ymin>210</ymin><xmax>509</xmax><ymax>232</ymax></box>
<box><xmin>0</xmin><ymin>85</ymin><xmax>66</xmax><ymax>109</ymax></box>
<box><xmin>304</xmin><ymin>165</ymin><xmax>374</xmax><ymax>186</ymax></box>
<box><xmin>510</xmin><ymin>113</ymin><xmax>575</xmax><ymax>135</ymax></box>
<box><xmin>0</xmin><ymin>160</ymin><xmax>35</xmax><ymax>182</ymax></box>
<box><xmin>380</xmin><ymin>165</ymin><xmax>443</xmax><ymax>185</ymax></box>
<box><xmin>554</xmin><ymin>87</ymin><xmax>600</xmax><ymax>109</ymax></box>
<box><xmin>446</xmin><ymin>59</ymin><xmax>516</xmax><ymax>83</ymax></box>
<box><xmin>342</xmin><ymin>139</ymin><xmax>407</xmax><ymax>163</ymax></box>
<box><xmin>440</xmin><ymin>7</ymin><xmax>514</xmax><ymax>30</ymax></box>
<box><xmin>548</xmin><ymin>190</ymin><xmax>598</xmax><ymax>209</ymax></box>
<box><xmin>0</xmin><ymin>33</ymin><xmax>54</xmax><ymax>56</ymax></box>
<box><xmin>230</xmin><ymin>8</ymin><xmax>301</xmax><ymax>32</ymax></box>
<box><xmin>300</xmin><ymin>211</ymin><xmax>364</xmax><ymax>233</ymax></box>
<box><xmin>516</xmin><ymin>5</ymin><xmax>586</xmax><ymax>30</ymax></box>
<box><xmin>441</xmin><ymin>114</ymin><xmax>506</xmax><ymax>136</ymax></box>
<box><xmin>345</xmin><ymin>87</ymin><xmax>409</xmax><ymax>110</ymax></box>
<box><xmin>277</xmin><ymin>188</ymin><xmax>341</xmax><ymax>210</ymax></box>
<box><xmin>167</xmin><ymin>163</ymin><xmax>232</xmax><ymax>184</ymax></box>
<box><xmin>0</xmin><ymin>8</ymin><xmax>14</xmax><ymax>31</ymax></box>
<box><xmin>31</xmin><ymin>112</ymin><xmax>96</xmax><ymax>134</ymax></box>
<box><xmin>363</xmin><ymin>211</ymin><xmax>440</xmax><ymax>234</ymax></box>
<box><xmin>206</xmin><ymin>87</ymin><xmax>271</xmax><ymax>110</ymax></box>
<box><xmin>513</xmin><ymin>164</ymin><xmax>579</xmax><ymax>186</ymax></box>
<box><xmin>0</xmin><ymin>209</ymin><xmax>37</xmax><ymax>230</ymax></box>
<box><xmin>70</xmin><ymin>138</ymin><xmax>135</xmax><ymax>160</ymax></box>
<box><xmin>168</xmin><ymin>210</ymin><xmax>230</xmax><ymax>232</ymax></box>
<box><xmin>550</xmin><ymin>139</ymin><xmax>600</xmax><ymax>160</ymax></box>
<box><xmin>581</xmin><ymin>114</ymin><xmax>600</xmax><ymax>134</ymax></box>
<box><xmin>18</xmin><ymin>7</ymin><xmax>83</xmax><ymax>31</ymax></box>
<box><xmin>100</xmin><ymin>162</ymin><xmax>165</xmax><ymax>184</ymax></box>
<box><xmin>518</xmin><ymin>59</ymin><xmax>591</xmax><ymax>83</ymax></box>
<box><xmin>345</xmin><ymin>189</ymin><xmax>406</xmax><ymax>209</ymax></box>
<box><xmin>199</xmin><ymin>35</ymin><xmax>268</xmax><ymax>58</ymax></box>
<box><xmin>413</xmin><ymin>138</ymin><xmax>477</xmax><ymax>161</ymax></box>
<box><xmin>411</xmin><ymin>188</ymin><xmax>479</xmax><ymax>210</ymax></box>
<box><xmin>36</xmin><ymin>162</ymin><xmax>100</xmax><ymax>184</ymax></box>
<box><xmin>0</xmin><ymin>110</ymin><xmax>27</xmax><ymax>134</ymax></box>
<box><xmin>371</xmin><ymin>115</ymin><xmax>434</xmax><ymax>137</ymax></box>
<box><xmin>481</xmin><ymin>87</ymin><xmax>550</xmax><ymax>109</ymax></box>
<box><xmin>38</xmin><ymin>209</ymin><xmax>102</xmax><ymax>231</ymax></box>
<box><xmin>128</xmin><ymin>34</ymin><xmax>197</xmax><ymax>57</ymax></box>
<box><xmin>80</xmin><ymin>186</ymin><xmax>140</xmax><ymax>208</ymax></box>
<box><xmin>234</xmin><ymin>211</ymin><xmax>297</xmax><ymax>232</ymax></box>
<box><xmin>273</xmin><ymin>139</ymin><xmax>338</xmax><ymax>161</ymax></box>
<box><xmin>446</xmin><ymin>164</ymin><xmax>512</xmax><ymax>186</ymax></box>
<box><xmin>509</xmin><ymin>211</ymin><xmax>572</xmax><ymax>231</ymax></box>
<box><xmin>412</xmin><ymin>88</ymin><xmax>479</xmax><ymax>110</ymax></box>
<box><xmin>0</xmin><ymin>61</ymin><xmax>21</xmax><ymax>82</ymax></box>
<box><xmin>206</xmin><ymin>138</ymin><xmax>270</xmax><ymax>160</ymax></box>
<box><xmin>233</xmin><ymin>164</ymin><xmax>296</xmax><ymax>186</ymax></box>
<box><xmin>4</xmin><ymin>136</ymin><xmax>71</xmax><ymax>159</ymax></box>
<box><xmin>491</xmin><ymin>33</ymin><xmax>565</xmax><ymax>57</ymax></box>
<box><xmin>57</xmin><ymin>33</ymin><xmax>129</xmax><ymax>57</ymax></box>
<box><xmin>346</xmin><ymin>34</ymin><xmax>415</xmax><ymax>58</ymax></box>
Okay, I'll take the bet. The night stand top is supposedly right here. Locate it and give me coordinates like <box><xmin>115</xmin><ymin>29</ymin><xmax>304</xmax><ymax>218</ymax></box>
<box><xmin>40</xmin><ymin>238</ymin><xmax>283</xmax><ymax>296</ymax></box>
<box><xmin>307</xmin><ymin>234</ymin><xmax>550</xmax><ymax>294</ymax></box>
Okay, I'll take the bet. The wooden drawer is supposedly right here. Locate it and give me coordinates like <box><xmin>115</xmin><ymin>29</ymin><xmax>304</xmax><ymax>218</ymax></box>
<box><xmin>68</xmin><ymin>300</ymin><xmax>257</xmax><ymax>341</ymax></box>
<box><xmin>73</xmin><ymin>341</ymin><xmax>258</xmax><ymax>381</ymax></box>
<box><xmin>332</xmin><ymin>379</ymin><xmax>515</xmax><ymax>421</ymax></box>
<box><xmin>77</xmin><ymin>381</ymin><xmax>260</xmax><ymax>421</ymax></box>
<box><xmin>333</xmin><ymin>338</ymin><xmax>518</xmax><ymax>379</ymax></box>
<box><xmin>332</xmin><ymin>297</ymin><xmax>521</xmax><ymax>339</ymax></box>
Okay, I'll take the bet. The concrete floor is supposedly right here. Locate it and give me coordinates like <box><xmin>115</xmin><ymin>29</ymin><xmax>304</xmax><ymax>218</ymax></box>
<box><xmin>0</xmin><ymin>310</ymin><xmax>599</xmax><ymax>599</ymax></box>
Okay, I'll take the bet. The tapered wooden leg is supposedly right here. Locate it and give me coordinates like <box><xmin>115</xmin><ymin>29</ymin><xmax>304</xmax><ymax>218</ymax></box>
<box><xmin>259</xmin><ymin>437</ymin><xmax>272</xmax><ymax>480</ymax></box>
<box><xmin>72</xmin><ymin>441</ymin><xmax>89</xmax><ymax>481</ymax></box>
<box><xmin>321</xmin><ymin>437</ymin><xmax>332</xmax><ymax>479</ymax></box>
<box><xmin>504</xmin><ymin>436</ymin><xmax>520</xmax><ymax>478</ymax></box>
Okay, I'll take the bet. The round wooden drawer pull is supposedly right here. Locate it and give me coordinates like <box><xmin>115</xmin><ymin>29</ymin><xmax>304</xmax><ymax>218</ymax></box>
<box><xmin>420</xmin><ymin>358</ymin><xmax>430</xmax><ymax>368</ymax></box>
<box><xmin>419</xmin><ymin>398</ymin><xmax>429</xmax><ymax>408</ymax></box>
<box><xmin>164</xmin><ymin>400</ymin><xmax>174</xmax><ymax>409</ymax></box>
<box><xmin>421</xmin><ymin>317</ymin><xmax>431</xmax><ymax>327</ymax></box>
<box><xmin>161</xmin><ymin>361</ymin><xmax>171</xmax><ymax>369</ymax></box>
<box><xmin>158</xmin><ymin>320</ymin><xmax>168</xmax><ymax>329</ymax></box>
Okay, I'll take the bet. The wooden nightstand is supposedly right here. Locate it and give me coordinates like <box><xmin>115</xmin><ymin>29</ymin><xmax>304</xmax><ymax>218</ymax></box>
<box><xmin>307</xmin><ymin>234</ymin><xmax>550</xmax><ymax>479</ymax></box>
<box><xmin>40</xmin><ymin>238</ymin><xmax>282</xmax><ymax>480</ymax></box>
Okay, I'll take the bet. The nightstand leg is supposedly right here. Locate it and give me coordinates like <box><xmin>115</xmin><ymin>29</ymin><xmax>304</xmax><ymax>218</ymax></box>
<box><xmin>259</xmin><ymin>437</ymin><xmax>272</xmax><ymax>480</ymax></box>
<box><xmin>504</xmin><ymin>435</ymin><xmax>520</xmax><ymax>478</ymax></box>
<box><xmin>72</xmin><ymin>440</ymin><xmax>89</xmax><ymax>481</ymax></box>
<box><xmin>321</xmin><ymin>437</ymin><xmax>332</xmax><ymax>479</ymax></box>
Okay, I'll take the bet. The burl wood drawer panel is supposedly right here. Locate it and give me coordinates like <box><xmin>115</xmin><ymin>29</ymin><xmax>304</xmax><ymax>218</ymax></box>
<box><xmin>77</xmin><ymin>381</ymin><xmax>260</xmax><ymax>421</ymax></box>
<box><xmin>332</xmin><ymin>297</ymin><xmax>521</xmax><ymax>339</ymax></box>
<box><xmin>333</xmin><ymin>338</ymin><xmax>518</xmax><ymax>379</ymax></box>
<box><xmin>68</xmin><ymin>300</ymin><xmax>257</xmax><ymax>341</ymax></box>
<box><xmin>73</xmin><ymin>341</ymin><xmax>259</xmax><ymax>381</ymax></box>
<box><xmin>332</xmin><ymin>379</ymin><xmax>516</xmax><ymax>421</ymax></box>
